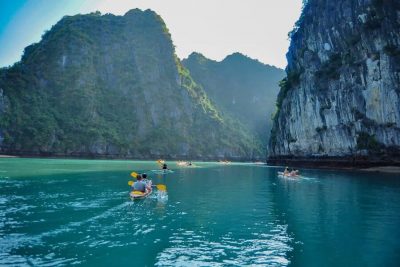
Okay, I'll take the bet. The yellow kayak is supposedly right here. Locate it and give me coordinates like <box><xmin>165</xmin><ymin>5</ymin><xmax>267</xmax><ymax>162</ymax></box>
<box><xmin>130</xmin><ymin>189</ymin><xmax>152</xmax><ymax>200</ymax></box>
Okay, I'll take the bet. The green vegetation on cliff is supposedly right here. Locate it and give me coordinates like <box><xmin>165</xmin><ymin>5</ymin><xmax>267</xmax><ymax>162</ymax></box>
<box><xmin>0</xmin><ymin>9</ymin><xmax>260</xmax><ymax>159</ymax></box>
<box><xmin>183</xmin><ymin>52</ymin><xmax>284</xmax><ymax>155</ymax></box>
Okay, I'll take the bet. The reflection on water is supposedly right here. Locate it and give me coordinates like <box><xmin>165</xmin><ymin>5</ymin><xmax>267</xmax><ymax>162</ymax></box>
<box><xmin>0</xmin><ymin>159</ymin><xmax>400</xmax><ymax>266</ymax></box>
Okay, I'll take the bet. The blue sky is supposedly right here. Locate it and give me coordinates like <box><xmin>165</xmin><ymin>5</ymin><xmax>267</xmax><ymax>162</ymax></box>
<box><xmin>0</xmin><ymin>0</ymin><xmax>302</xmax><ymax>68</ymax></box>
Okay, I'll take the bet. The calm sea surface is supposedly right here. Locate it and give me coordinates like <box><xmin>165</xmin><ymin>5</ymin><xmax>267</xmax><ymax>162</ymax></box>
<box><xmin>0</xmin><ymin>158</ymin><xmax>399</xmax><ymax>266</ymax></box>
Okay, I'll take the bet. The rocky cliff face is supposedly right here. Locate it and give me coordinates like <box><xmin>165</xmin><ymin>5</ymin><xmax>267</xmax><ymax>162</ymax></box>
<box><xmin>0</xmin><ymin>88</ymin><xmax>9</xmax><ymax>146</ymax></box>
<box><xmin>0</xmin><ymin>9</ymin><xmax>260</xmax><ymax>159</ymax></box>
<box><xmin>269</xmin><ymin>0</ymin><xmax>400</xmax><ymax>165</ymax></box>
<box><xmin>183</xmin><ymin>52</ymin><xmax>284</xmax><ymax>155</ymax></box>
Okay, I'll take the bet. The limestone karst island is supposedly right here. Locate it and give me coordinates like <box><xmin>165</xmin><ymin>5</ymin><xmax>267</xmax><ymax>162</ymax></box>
<box><xmin>0</xmin><ymin>0</ymin><xmax>399</xmax><ymax>266</ymax></box>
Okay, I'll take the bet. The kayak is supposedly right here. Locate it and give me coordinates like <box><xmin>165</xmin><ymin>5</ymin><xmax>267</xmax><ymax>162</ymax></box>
<box><xmin>151</xmin><ymin>169</ymin><xmax>174</xmax><ymax>174</ymax></box>
<box><xmin>130</xmin><ymin>189</ymin><xmax>152</xmax><ymax>200</ymax></box>
<box><xmin>129</xmin><ymin>179</ymin><xmax>153</xmax><ymax>200</ymax></box>
<box><xmin>177</xmin><ymin>161</ymin><xmax>196</xmax><ymax>167</ymax></box>
<box><xmin>278</xmin><ymin>171</ymin><xmax>300</xmax><ymax>178</ymax></box>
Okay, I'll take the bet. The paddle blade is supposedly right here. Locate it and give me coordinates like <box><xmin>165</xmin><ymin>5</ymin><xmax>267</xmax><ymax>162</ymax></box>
<box><xmin>128</xmin><ymin>181</ymin><xmax>134</xmax><ymax>186</ymax></box>
<box><xmin>130</xmin><ymin>172</ymin><xmax>138</xmax><ymax>178</ymax></box>
<box><xmin>156</xmin><ymin>184</ymin><xmax>167</xmax><ymax>191</ymax></box>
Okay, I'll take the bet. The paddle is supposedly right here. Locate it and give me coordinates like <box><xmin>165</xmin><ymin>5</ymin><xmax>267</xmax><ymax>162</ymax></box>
<box><xmin>155</xmin><ymin>184</ymin><xmax>167</xmax><ymax>191</ymax></box>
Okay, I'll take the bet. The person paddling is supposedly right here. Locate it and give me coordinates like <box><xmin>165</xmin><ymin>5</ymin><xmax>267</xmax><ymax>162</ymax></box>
<box><xmin>142</xmin><ymin>173</ymin><xmax>152</xmax><ymax>187</ymax></box>
<box><xmin>283</xmin><ymin>166</ymin><xmax>290</xmax><ymax>176</ymax></box>
<box><xmin>133</xmin><ymin>174</ymin><xmax>150</xmax><ymax>193</ymax></box>
<box><xmin>162</xmin><ymin>163</ymin><xmax>168</xmax><ymax>170</ymax></box>
<box><xmin>290</xmin><ymin>169</ymin><xmax>300</xmax><ymax>177</ymax></box>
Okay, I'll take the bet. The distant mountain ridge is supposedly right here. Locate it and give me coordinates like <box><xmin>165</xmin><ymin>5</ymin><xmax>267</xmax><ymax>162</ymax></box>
<box><xmin>183</xmin><ymin>52</ymin><xmax>285</xmax><ymax>154</ymax></box>
<box><xmin>0</xmin><ymin>9</ymin><xmax>262</xmax><ymax>160</ymax></box>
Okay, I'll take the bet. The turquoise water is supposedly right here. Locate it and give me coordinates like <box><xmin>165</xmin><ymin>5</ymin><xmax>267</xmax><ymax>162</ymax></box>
<box><xmin>1</xmin><ymin>158</ymin><xmax>400</xmax><ymax>266</ymax></box>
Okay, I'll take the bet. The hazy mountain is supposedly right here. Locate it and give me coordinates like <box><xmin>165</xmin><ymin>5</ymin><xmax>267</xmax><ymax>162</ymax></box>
<box><xmin>183</xmin><ymin>52</ymin><xmax>284</xmax><ymax>154</ymax></box>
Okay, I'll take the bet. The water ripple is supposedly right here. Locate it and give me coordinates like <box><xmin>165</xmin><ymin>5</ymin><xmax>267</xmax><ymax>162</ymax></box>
<box><xmin>155</xmin><ymin>225</ymin><xmax>292</xmax><ymax>266</ymax></box>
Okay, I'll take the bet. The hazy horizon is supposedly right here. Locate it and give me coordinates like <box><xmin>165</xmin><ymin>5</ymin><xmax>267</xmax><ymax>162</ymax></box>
<box><xmin>0</xmin><ymin>0</ymin><xmax>302</xmax><ymax>69</ymax></box>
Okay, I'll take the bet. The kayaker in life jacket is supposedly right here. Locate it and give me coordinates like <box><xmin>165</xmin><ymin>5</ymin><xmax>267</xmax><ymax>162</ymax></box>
<box><xmin>142</xmin><ymin>173</ymin><xmax>152</xmax><ymax>187</ymax></box>
<box><xmin>133</xmin><ymin>174</ymin><xmax>149</xmax><ymax>193</ymax></box>
<box><xmin>162</xmin><ymin>163</ymin><xmax>168</xmax><ymax>170</ymax></box>
<box><xmin>290</xmin><ymin>169</ymin><xmax>300</xmax><ymax>177</ymax></box>
<box><xmin>283</xmin><ymin>167</ymin><xmax>290</xmax><ymax>176</ymax></box>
